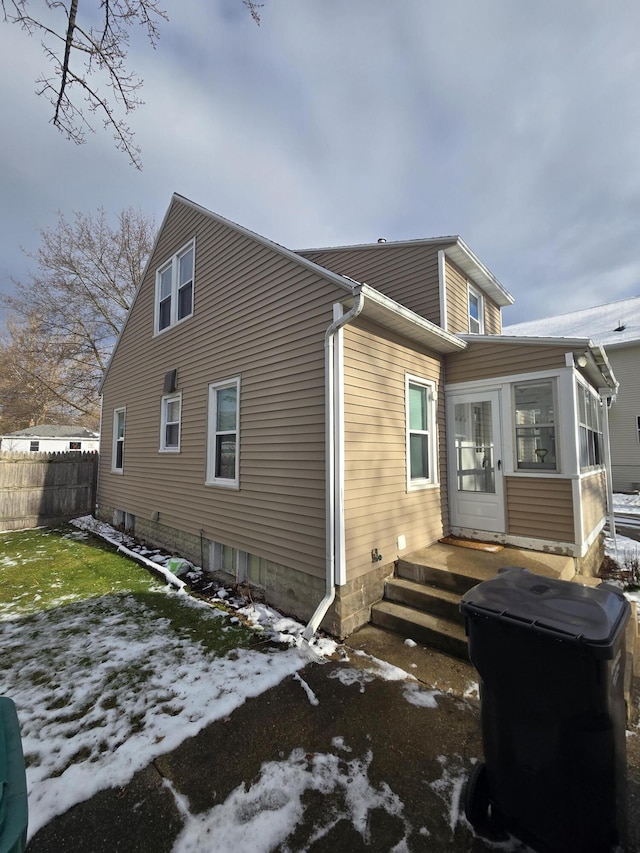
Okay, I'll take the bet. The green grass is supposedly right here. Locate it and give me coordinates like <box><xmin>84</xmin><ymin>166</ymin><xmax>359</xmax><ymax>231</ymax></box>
<box><xmin>0</xmin><ymin>524</ymin><xmax>259</xmax><ymax>655</ymax></box>
<box><xmin>0</xmin><ymin>525</ymin><xmax>160</xmax><ymax>614</ymax></box>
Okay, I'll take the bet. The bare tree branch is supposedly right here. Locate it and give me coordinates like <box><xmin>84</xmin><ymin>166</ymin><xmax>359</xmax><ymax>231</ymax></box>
<box><xmin>2</xmin><ymin>1</ymin><xmax>264</xmax><ymax>167</ymax></box>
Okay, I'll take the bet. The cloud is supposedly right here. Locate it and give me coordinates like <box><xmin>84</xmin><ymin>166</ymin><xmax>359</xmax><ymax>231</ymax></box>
<box><xmin>1</xmin><ymin>0</ymin><xmax>639</xmax><ymax>326</ymax></box>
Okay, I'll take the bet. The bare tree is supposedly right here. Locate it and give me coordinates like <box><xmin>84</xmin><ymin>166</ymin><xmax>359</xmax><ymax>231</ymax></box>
<box><xmin>2</xmin><ymin>206</ymin><xmax>155</xmax><ymax>425</ymax></box>
<box><xmin>0</xmin><ymin>314</ymin><xmax>74</xmax><ymax>432</ymax></box>
<box><xmin>2</xmin><ymin>1</ymin><xmax>263</xmax><ymax>168</ymax></box>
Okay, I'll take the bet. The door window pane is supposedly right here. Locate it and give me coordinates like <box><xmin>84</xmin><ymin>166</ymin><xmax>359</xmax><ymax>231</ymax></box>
<box><xmin>454</xmin><ymin>401</ymin><xmax>496</xmax><ymax>493</ymax></box>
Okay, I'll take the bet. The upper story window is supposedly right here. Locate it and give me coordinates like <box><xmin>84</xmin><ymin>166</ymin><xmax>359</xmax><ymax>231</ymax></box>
<box><xmin>112</xmin><ymin>407</ymin><xmax>125</xmax><ymax>473</ymax></box>
<box><xmin>578</xmin><ymin>383</ymin><xmax>603</xmax><ymax>470</ymax></box>
<box><xmin>406</xmin><ymin>375</ymin><xmax>437</xmax><ymax>489</ymax></box>
<box><xmin>29</xmin><ymin>440</ymin><xmax>39</xmax><ymax>452</ymax></box>
<box><xmin>514</xmin><ymin>380</ymin><xmax>557</xmax><ymax>471</ymax></box>
<box><xmin>206</xmin><ymin>378</ymin><xmax>240</xmax><ymax>488</ymax></box>
<box><xmin>69</xmin><ymin>441</ymin><xmax>81</xmax><ymax>451</ymax></box>
<box><xmin>160</xmin><ymin>393</ymin><xmax>181</xmax><ymax>452</ymax></box>
<box><xmin>468</xmin><ymin>284</ymin><xmax>484</xmax><ymax>334</ymax></box>
<box><xmin>155</xmin><ymin>240</ymin><xmax>194</xmax><ymax>334</ymax></box>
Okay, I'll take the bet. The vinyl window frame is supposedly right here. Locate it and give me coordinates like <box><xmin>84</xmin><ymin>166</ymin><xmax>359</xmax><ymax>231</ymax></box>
<box><xmin>206</xmin><ymin>377</ymin><xmax>240</xmax><ymax>489</ymax></box>
<box><xmin>154</xmin><ymin>239</ymin><xmax>195</xmax><ymax>334</ymax></box>
<box><xmin>112</xmin><ymin>407</ymin><xmax>126</xmax><ymax>473</ymax></box>
<box><xmin>160</xmin><ymin>392</ymin><xmax>182</xmax><ymax>452</ymax></box>
<box><xmin>406</xmin><ymin>374</ymin><xmax>438</xmax><ymax>491</ymax></box>
<box><xmin>513</xmin><ymin>379</ymin><xmax>558</xmax><ymax>471</ymax></box>
<box><xmin>468</xmin><ymin>283</ymin><xmax>484</xmax><ymax>335</ymax></box>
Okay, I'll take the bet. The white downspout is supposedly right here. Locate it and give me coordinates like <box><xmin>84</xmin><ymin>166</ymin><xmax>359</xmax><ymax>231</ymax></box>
<box><xmin>303</xmin><ymin>289</ymin><xmax>365</xmax><ymax>641</ymax></box>
<box><xmin>600</xmin><ymin>388</ymin><xmax>617</xmax><ymax>553</ymax></box>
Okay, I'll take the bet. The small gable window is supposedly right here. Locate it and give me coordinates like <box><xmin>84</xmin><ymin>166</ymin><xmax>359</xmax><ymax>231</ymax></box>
<box><xmin>155</xmin><ymin>240</ymin><xmax>195</xmax><ymax>333</ymax></box>
<box><xmin>160</xmin><ymin>393</ymin><xmax>182</xmax><ymax>452</ymax></box>
<box><xmin>468</xmin><ymin>284</ymin><xmax>484</xmax><ymax>334</ymax></box>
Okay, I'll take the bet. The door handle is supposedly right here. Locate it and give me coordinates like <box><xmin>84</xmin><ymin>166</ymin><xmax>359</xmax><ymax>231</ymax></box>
<box><xmin>497</xmin><ymin>459</ymin><xmax>502</xmax><ymax>471</ymax></box>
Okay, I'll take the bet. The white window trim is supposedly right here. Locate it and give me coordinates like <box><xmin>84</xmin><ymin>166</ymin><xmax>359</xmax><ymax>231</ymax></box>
<box><xmin>160</xmin><ymin>392</ymin><xmax>182</xmax><ymax>452</ymax></box>
<box><xmin>468</xmin><ymin>282</ymin><xmax>484</xmax><ymax>335</ymax></box>
<box><xmin>513</xmin><ymin>378</ymin><xmax>559</xmax><ymax>473</ymax></box>
<box><xmin>154</xmin><ymin>238</ymin><xmax>195</xmax><ymax>335</ymax></box>
<box><xmin>406</xmin><ymin>374</ymin><xmax>438</xmax><ymax>491</ymax></box>
<box><xmin>206</xmin><ymin>377</ymin><xmax>240</xmax><ymax>489</ymax></box>
<box><xmin>112</xmin><ymin>407</ymin><xmax>126</xmax><ymax>474</ymax></box>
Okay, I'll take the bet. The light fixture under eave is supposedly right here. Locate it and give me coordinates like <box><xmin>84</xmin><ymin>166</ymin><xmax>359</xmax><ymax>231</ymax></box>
<box><xmin>576</xmin><ymin>355</ymin><xmax>588</xmax><ymax>368</ymax></box>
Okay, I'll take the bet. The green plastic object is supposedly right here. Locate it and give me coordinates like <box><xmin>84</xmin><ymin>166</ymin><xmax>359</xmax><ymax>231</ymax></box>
<box><xmin>0</xmin><ymin>698</ymin><xmax>28</xmax><ymax>853</ymax></box>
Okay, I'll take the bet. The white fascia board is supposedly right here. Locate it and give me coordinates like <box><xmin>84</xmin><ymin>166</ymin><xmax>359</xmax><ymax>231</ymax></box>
<box><xmin>296</xmin><ymin>236</ymin><xmax>460</xmax><ymax>253</ymax></box>
<box><xmin>357</xmin><ymin>284</ymin><xmax>467</xmax><ymax>354</ymax></box>
<box><xmin>444</xmin><ymin>240</ymin><xmax>514</xmax><ymax>307</ymax></box>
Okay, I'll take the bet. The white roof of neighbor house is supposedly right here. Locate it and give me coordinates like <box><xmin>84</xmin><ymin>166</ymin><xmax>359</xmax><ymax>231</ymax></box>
<box><xmin>504</xmin><ymin>295</ymin><xmax>640</xmax><ymax>349</ymax></box>
<box><xmin>2</xmin><ymin>425</ymin><xmax>99</xmax><ymax>439</ymax></box>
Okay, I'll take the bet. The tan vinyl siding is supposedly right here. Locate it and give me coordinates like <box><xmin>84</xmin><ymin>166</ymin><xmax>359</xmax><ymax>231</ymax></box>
<box><xmin>342</xmin><ymin>318</ymin><xmax>446</xmax><ymax>581</ymax></box>
<box><xmin>446</xmin><ymin>342</ymin><xmax>570</xmax><ymax>384</ymax></box>
<box><xmin>506</xmin><ymin>477</ymin><xmax>574</xmax><ymax>541</ymax></box>
<box><xmin>445</xmin><ymin>259</ymin><xmax>502</xmax><ymax>335</ymax></box>
<box><xmin>581</xmin><ymin>470</ymin><xmax>607</xmax><ymax>538</ymax></box>
<box><xmin>607</xmin><ymin>344</ymin><xmax>640</xmax><ymax>490</ymax></box>
<box><xmin>99</xmin><ymin>198</ymin><xmax>351</xmax><ymax>580</ymax></box>
<box><xmin>300</xmin><ymin>245</ymin><xmax>443</xmax><ymax>325</ymax></box>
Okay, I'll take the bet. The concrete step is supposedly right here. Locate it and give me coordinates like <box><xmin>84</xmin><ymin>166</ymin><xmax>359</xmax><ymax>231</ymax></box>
<box><xmin>371</xmin><ymin>600</ymin><xmax>468</xmax><ymax>660</ymax></box>
<box><xmin>384</xmin><ymin>577</ymin><xmax>464</xmax><ymax>625</ymax></box>
<box><xmin>396</xmin><ymin>558</ymin><xmax>481</xmax><ymax>596</ymax></box>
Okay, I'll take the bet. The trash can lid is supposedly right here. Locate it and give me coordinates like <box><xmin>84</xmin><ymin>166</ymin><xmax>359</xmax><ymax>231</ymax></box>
<box><xmin>460</xmin><ymin>568</ymin><xmax>630</xmax><ymax>646</ymax></box>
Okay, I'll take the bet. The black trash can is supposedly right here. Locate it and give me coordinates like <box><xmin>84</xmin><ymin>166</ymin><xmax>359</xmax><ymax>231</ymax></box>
<box><xmin>460</xmin><ymin>568</ymin><xmax>630</xmax><ymax>853</ymax></box>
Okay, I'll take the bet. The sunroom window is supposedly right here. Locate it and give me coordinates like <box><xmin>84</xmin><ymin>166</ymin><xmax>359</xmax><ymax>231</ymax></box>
<box><xmin>578</xmin><ymin>384</ymin><xmax>603</xmax><ymax>469</ymax></box>
<box><xmin>514</xmin><ymin>380</ymin><xmax>557</xmax><ymax>470</ymax></box>
<box><xmin>155</xmin><ymin>241</ymin><xmax>194</xmax><ymax>333</ymax></box>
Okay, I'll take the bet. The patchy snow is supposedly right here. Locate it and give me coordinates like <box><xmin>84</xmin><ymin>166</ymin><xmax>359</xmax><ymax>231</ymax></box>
<box><xmin>613</xmin><ymin>493</ymin><xmax>640</xmax><ymax>516</ymax></box>
<box><xmin>404</xmin><ymin>637</ymin><xmax>417</xmax><ymax>647</ymax></box>
<box><xmin>168</xmin><ymin>746</ymin><xmax>411</xmax><ymax>853</ymax></box>
<box><xmin>2</xmin><ymin>589</ymin><xmax>305</xmax><ymax>839</ymax></box>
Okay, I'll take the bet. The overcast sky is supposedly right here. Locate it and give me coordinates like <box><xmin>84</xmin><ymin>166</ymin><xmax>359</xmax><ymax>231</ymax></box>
<box><xmin>1</xmin><ymin>0</ymin><xmax>639</xmax><ymax>328</ymax></box>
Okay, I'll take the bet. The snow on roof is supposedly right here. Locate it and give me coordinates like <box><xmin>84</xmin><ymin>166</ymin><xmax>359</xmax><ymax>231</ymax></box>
<box><xmin>504</xmin><ymin>295</ymin><xmax>640</xmax><ymax>348</ymax></box>
<box><xmin>3</xmin><ymin>425</ymin><xmax>99</xmax><ymax>439</ymax></box>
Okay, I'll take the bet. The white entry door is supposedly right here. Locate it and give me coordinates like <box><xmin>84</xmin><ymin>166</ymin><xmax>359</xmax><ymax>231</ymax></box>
<box><xmin>447</xmin><ymin>390</ymin><xmax>505</xmax><ymax>533</ymax></box>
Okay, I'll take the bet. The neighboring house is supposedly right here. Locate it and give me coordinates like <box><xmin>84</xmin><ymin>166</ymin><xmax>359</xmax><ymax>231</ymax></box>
<box><xmin>97</xmin><ymin>194</ymin><xmax>618</xmax><ymax>638</ymax></box>
<box><xmin>505</xmin><ymin>296</ymin><xmax>640</xmax><ymax>493</ymax></box>
<box><xmin>0</xmin><ymin>426</ymin><xmax>99</xmax><ymax>453</ymax></box>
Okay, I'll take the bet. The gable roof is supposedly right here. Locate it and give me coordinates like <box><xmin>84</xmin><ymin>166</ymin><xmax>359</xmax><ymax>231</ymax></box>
<box><xmin>298</xmin><ymin>236</ymin><xmax>515</xmax><ymax>308</ymax></box>
<box><xmin>100</xmin><ymin>195</ymin><xmax>467</xmax><ymax>391</ymax></box>
<box><xmin>2</xmin><ymin>425</ymin><xmax>99</xmax><ymax>439</ymax></box>
<box><xmin>504</xmin><ymin>295</ymin><xmax>640</xmax><ymax>349</ymax></box>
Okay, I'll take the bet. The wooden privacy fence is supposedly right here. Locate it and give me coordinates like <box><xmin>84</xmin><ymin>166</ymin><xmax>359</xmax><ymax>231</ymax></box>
<box><xmin>0</xmin><ymin>452</ymin><xmax>99</xmax><ymax>531</ymax></box>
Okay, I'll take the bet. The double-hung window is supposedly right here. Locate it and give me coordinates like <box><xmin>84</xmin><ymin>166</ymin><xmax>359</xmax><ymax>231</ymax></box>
<box><xmin>468</xmin><ymin>284</ymin><xmax>484</xmax><ymax>334</ymax></box>
<box><xmin>578</xmin><ymin>384</ymin><xmax>603</xmax><ymax>469</ymax></box>
<box><xmin>406</xmin><ymin>376</ymin><xmax>437</xmax><ymax>489</ymax></box>
<box><xmin>155</xmin><ymin>240</ymin><xmax>195</xmax><ymax>333</ymax></box>
<box><xmin>112</xmin><ymin>408</ymin><xmax>125</xmax><ymax>473</ymax></box>
<box><xmin>160</xmin><ymin>393</ymin><xmax>181</xmax><ymax>452</ymax></box>
<box><xmin>207</xmin><ymin>378</ymin><xmax>240</xmax><ymax>487</ymax></box>
<box><xmin>514</xmin><ymin>381</ymin><xmax>557</xmax><ymax>470</ymax></box>
<box><xmin>29</xmin><ymin>440</ymin><xmax>39</xmax><ymax>452</ymax></box>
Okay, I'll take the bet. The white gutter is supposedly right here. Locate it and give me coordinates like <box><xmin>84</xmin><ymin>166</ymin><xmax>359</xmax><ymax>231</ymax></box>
<box><xmin>303</xmin><ymin>288</ymin><xmax>365</xmax><ymax>641</ymax></box>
